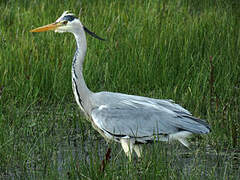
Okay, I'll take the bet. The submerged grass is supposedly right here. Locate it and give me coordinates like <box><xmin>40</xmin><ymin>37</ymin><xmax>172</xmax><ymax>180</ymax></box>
<box><xmin>0</xmin><ymin>0</ymin><xmax>239</xmax><ymax>179</ymax></box>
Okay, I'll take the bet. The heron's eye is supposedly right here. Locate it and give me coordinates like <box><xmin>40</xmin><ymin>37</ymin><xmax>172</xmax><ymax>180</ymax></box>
<box><xmin>63</xmin><ymin>21</ymin><xmax>68</xmax><ymax>25</ymax></box>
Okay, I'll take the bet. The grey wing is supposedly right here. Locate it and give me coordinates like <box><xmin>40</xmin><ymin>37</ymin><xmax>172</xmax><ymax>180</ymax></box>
<box><xmin>91</xmin><ymin>98</ymin><xmax>210</xmax><ymax>138</ymax></box>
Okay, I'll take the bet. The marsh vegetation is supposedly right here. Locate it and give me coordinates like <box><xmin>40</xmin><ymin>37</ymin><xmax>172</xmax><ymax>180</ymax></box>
<box><xmin>0</xmin><ymin>0</ymin><xmax>239</xmax><ymax>179</ymax></box>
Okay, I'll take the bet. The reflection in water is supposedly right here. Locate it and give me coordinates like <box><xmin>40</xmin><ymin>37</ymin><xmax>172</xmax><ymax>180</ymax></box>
<box><xmin>6</xmin><ymin>106</ymin><xmax>238</xmax><ymax>179</ymax></box>
<box><xmin>55</xmin><ymin>127</ymin><xmax>240</xmax><ymax>179</ymax></box>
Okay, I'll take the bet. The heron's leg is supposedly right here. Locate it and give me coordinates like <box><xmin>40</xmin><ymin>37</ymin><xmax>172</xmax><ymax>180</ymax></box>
<box><xmin>133</xmin><ymin>144</ymin><xmax>142</xmax><ymax>158</ymax></box>
<box><xmin>100</xmin><ymin>147</ymin><xmax>111</xmax><ymax>172</ymax></box>
<box><xmin>120</xmin><ymin>138</ymin><xmax>134</xmax><ymax>161</ymax></box>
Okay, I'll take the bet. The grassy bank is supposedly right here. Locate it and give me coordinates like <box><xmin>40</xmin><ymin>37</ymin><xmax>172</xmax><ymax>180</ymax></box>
<box><xmin>0</xmin><ymin>0</ymin><xmax>239</xmax><ymax>179</ymax></box>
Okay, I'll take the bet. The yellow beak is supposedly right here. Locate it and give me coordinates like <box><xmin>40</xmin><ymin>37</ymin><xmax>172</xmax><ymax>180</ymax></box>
<box><xmin>30</xmin><ymin>22</ymin><xmax>61</xmax><ymax>32</ymax></box>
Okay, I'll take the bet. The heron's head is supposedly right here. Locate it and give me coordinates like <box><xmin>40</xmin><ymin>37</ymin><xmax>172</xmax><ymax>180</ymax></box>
<box><xmin>30</xmin><ymin>11</ymin><xmax>104</xmax><ymax>40</ymax></box>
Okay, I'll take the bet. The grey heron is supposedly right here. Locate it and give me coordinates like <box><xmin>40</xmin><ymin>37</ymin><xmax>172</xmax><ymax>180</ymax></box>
<box><xmin>30</xmin><ymin>11</ymin><xmax>211</xmax><ymax>160</ymax></box>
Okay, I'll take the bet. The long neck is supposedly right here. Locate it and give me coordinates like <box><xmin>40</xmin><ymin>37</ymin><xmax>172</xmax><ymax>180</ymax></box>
<box><xmin>72</xmin><ymin>30</ymin><xmax>92</xmax><ymax>112</ymax></box>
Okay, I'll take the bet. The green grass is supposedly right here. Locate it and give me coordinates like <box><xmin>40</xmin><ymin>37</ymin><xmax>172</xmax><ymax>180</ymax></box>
<box><xmin>0</xmin><ymin>0</ymin><xmax>239</xmax><ymax>179</ymax></box>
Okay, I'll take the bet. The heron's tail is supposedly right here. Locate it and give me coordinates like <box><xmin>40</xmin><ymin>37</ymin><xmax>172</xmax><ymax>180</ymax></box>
<box><xmin>169</xmin><ymin>131</ymin><xmax>192</xmax><ymax>148</ymax></box>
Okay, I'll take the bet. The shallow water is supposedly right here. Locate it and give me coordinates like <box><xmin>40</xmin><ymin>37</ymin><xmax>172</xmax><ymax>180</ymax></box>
<box><xmin>54</xmin><ymin>128</ymin><xmax>240</xmax><ymax>179</ymax></box>
<box><xmin>2</xmin><ymin>106</ymin><xmax>239</xmax><ymax>179</ymax></box>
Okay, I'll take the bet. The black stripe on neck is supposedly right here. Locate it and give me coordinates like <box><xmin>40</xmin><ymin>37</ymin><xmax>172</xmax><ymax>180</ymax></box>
<box><xmin>73</xmin><ymin>78</ymin><xmax>84</xmax><ymax>111</ymax></box>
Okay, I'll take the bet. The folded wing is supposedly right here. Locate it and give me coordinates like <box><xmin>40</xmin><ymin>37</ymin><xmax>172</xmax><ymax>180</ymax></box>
<box><xmin>91</xmin><ymin>97</ymin><xmax>210</xmax><ymax>139</ymax></box>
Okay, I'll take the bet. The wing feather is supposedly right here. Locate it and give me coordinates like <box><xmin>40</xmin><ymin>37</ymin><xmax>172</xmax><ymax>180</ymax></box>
<box><xmin>91</xmin><ymin>98</ymin><xmax>210</xmax><ymax>138</ymax></box>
